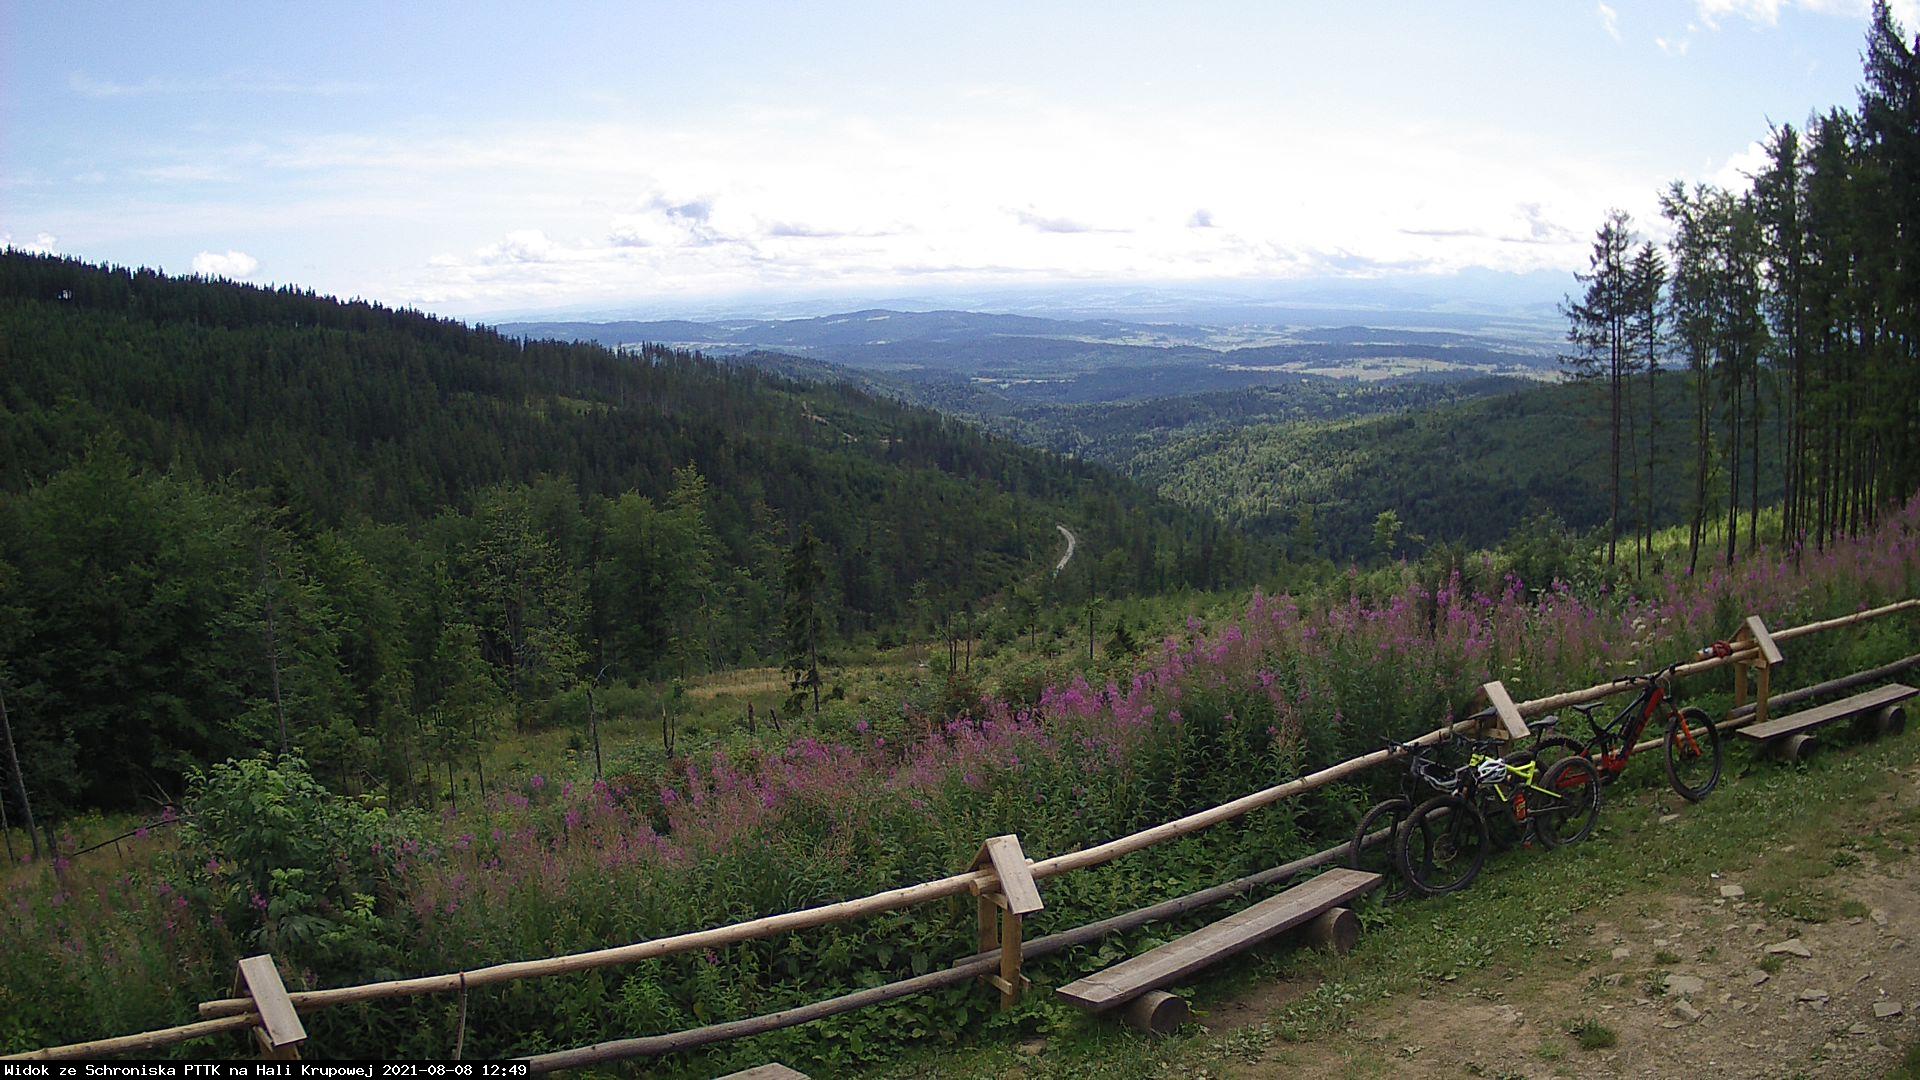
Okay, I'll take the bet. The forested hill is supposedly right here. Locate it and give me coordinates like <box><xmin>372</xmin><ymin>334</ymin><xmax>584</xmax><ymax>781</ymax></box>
<box><xmin>1129</xmin><ymin>374</ymin><xmax>1781</xmax><ymax>561</ymax></box>
<box><xmin>0</xmin><ymin>253</ymin><xmax>1255</xmax><ymax>593</ymax></box>
<box><xmin>0</xmin><ymin>254</ymin><xmax>1263</xmax><ymax>808</ymax></box>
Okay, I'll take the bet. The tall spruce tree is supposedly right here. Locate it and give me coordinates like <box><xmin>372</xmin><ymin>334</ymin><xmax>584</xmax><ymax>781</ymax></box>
<box><xmin>782</xmin><ymin>526</ymin><xmax>827</xmax><ymax>718</ymax></box>
<box><xmin>1563</xmin><ymin>210</ymin><xmax>1638</xmax><ymax>566</ymax></box>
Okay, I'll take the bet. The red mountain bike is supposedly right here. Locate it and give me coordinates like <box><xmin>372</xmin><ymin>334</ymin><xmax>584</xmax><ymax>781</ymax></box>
<box><xmin>1534</xmin><ymin>658</ymin><xmax>1722</xmax><ymax>802</ymax></box>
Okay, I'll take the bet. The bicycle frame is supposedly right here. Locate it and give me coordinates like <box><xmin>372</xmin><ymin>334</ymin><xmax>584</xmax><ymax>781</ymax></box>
<box><xmin>1466</xmin><ymin>750</ymin><xmax>1561</xmax><ymax>822</ymax></box>
<box><xmin>1566</xmin><ymin>664</ymin><xmax>1685</xmax><ymax>780</ymax></box>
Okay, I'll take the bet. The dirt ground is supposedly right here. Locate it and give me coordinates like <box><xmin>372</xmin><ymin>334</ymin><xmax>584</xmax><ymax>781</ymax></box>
<box><xmin>1224</xmin><ymin>767</ymin><xmax>1920</xmax><ymax>1080</ymax></box>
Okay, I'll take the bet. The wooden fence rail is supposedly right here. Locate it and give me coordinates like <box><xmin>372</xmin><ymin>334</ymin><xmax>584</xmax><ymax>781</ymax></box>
<box><xmin>6</xmin><ymin>597</ymin><xmax>1915</xmax><ymax>1063</ymax></box>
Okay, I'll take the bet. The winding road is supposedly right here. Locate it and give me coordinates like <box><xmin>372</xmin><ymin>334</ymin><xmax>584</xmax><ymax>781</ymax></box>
<box><xmin>1053</xmin><ymin>523</ymin><xmax>1077</xmax><ymax>574</ymax></box>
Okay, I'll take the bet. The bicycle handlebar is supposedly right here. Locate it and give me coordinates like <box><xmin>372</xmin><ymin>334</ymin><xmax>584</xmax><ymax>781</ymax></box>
<box><xmin>1612</xmin><ymin>658</ymin><xmax>1686</xmax><ymax>686</ymax></box>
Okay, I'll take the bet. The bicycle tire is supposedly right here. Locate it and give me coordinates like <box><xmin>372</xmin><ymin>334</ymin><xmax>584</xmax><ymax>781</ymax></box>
<box><xmin>1529</xmin><ymin>734</ymin><xmax>1586</xmax><ymax>771</ymax></box>
<box><xmin>1395</xmin><ymin>793</ymin><xmax>1490</xmax><ymax>897</ymax></box>
<box><xmin>1349</xmin><ymin>796</ymin><xmax>1412</xmax><ymax>880</ymax></box>
<box><xmin>1534</xmin><ymin>755</ymin><xmax>1603</xmax><ymax>847</ymax></box>
<box><xmin>1665</xmin><ymin>705</ymin><xmax>1722</xmax><ymax>801</ymax></box>
<box><xmin>1479</xmin><ymin>784</ymin><xmax>1529</xmax><ymax>851</ymax></box>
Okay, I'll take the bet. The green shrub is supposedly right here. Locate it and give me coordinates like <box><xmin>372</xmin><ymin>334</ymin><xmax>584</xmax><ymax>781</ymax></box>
<box><xmin>177</xmin><ymin>754</ymin><xmax>419</xmax><ymax>981</ymax></box>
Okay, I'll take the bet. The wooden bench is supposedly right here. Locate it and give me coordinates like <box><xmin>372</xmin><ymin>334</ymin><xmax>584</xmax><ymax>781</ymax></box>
<box><xmin>1735</xmin><ymin>683</ymin><xmax>1916</xmax><ymax>762</ymax></box>
<box><xmin>1056</xmin><ymin>867</ymin><xmax>1381</xmax><ymax>1029</ymax></box>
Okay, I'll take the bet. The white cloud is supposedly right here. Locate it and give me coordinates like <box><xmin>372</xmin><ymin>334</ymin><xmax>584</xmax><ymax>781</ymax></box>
<box><xmin>2</xmin><ymin>232</ymin><xmax>60</xmax><ymax>254</ymax></box>
<box><xmin>1710</xmin><ymin>138</ymin><xmax>1773</xmax><ymax>189</ymax></box>
<box><xmin>381</xmin><ymin>108</ymin><xmax>1639</xmax><ymax>312</ymax></box>
<box><xmin>1598</xmin><ymin>3</ymin><xmax>1623</xmax><ymax>41</ymax></box>
<box><xmin>1655</xmin><ymin>35</ymin><xmax>1693</xmax><ymax>55</ymax></box>
<box><xmin>82</xmin><ymin>95</ymin><xmax>1690</xmax><ymax>314</ymax></box>
<box><xmin>1693</xmin><ymin>0</ymin><xmax>1917</xmax><ymax>29</ymax></box>
<box><xmin>191</xmin><ymin>249</ymin><xmax>259</xmax><ymax>278</ymax></box>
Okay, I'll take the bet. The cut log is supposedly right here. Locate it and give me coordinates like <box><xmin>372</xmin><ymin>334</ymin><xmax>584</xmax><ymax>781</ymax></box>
<box><xmin>1775</xmin><ymin>733</ymin><xmax>1819</xmax><ymax>763</ymax></box>
<box><xmin>1304</xmin><ymin>906</ymin><xmax>1359</xmax><ymax>955</ymax></box>
<box><xmin>1120</xmin><ymin>990</ymin><xmax>1190</xmax><ymax>1036</ymax></box>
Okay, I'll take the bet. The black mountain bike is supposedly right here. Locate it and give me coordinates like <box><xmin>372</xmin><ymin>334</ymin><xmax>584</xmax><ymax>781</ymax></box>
<box><xmin>1533</xmin><ymin>659</ymin><xmax>1722</xmax><ymax>802</ymax></box>
<box><xmin>1347</xmin><ymin>737</ymin><xmax>1462</xmax><ymax>891</ymax></box>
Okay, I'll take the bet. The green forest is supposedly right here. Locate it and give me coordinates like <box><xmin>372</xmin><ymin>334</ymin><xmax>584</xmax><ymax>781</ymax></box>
<box><xmin>0</xmin><ymin>254</ymin><xmax>1269</xmax><ymax>814</ymax></box>
<box><xmin>1115</xmin><ymin>7</ymin><xmax>1918</xmax><ymax>567</ymax></box>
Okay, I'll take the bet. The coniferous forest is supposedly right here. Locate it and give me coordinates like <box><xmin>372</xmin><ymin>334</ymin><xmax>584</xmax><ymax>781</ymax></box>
<box><xmin>4</xmin><ymin>8</ymin><xmax>1920</xmax><ymax>1073</ymax></box>
<box><xmin>1113</xmin><ymin>7</ymin><xmax>1918</xmax><ymax>570</ymax></box>
<box><xmin>0</xmin><ymin>253</ymin><xmax>1265</xmax><ymax>813</ymax></box>
<box><xmin>1561</xmin><ymin>5</ymin><xmax>1919</xmax><ymax>571</ymax></box>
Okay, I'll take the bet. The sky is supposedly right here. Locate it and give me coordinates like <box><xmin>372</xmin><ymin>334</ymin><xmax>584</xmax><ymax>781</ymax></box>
<box><xmin>1</xmin><ymin>1</ymin><xmax>1910</xmax><ymax>319</ymax></box>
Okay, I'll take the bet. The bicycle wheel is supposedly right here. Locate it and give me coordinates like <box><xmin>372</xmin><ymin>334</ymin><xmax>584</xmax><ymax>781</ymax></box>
<box><xmin>1349</xmin><ymin>797</ymin><xmax>1411</xmax><ymax>881</ymax></box>
<box><xmin>1480</xmin><ymin>786</ymin><xmax>1528</xmax><ymax>851</ymax></box>
<box><xmin>1395</xmin><ymin>794</ymin><xmax>1490</xmax><ymax>897</ymax></box>
<box><xmin>1533</xmin><ymin>755</ymin><xmax>1603</xmax><ymax>847</ymax></box>
<box><xmin>1529</xmin><ymin>734</ymin><xmax>1586</xmax><ymax>772</ymax></box>
<box><xmin>1665</xmin><ymin>705</ymin><xmax>1722</xmax><ymax>801</ymax></box>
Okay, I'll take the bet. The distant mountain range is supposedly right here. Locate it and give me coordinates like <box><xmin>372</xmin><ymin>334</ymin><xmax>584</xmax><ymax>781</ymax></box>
<box><xmin>498</xmin><ymin>308</ymin><xmax>1560</xmax><ymax>409</ymax></box>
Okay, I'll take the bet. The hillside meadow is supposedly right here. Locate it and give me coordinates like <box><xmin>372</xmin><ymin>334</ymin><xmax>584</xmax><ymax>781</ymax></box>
<box><xmin>2</xmin><ymin>496</ymin><xmax>1917</xmax><ymax>1070</ymax></box>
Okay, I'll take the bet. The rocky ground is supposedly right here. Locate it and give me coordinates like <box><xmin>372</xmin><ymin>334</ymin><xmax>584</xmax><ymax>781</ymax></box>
<box><xmin>1232</xmin><ymin>764</ymin><xmax>1920</xmax><ymax>1079</ymax></box>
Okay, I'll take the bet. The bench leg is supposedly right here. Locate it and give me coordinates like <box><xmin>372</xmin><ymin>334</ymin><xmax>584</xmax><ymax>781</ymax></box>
<box><xmin>1121</xmin><ymin>990</ymin><xmax>1190</xmax><ymax>1035</ymax></box>
<box><xmin>1305</xmin><ymin>906</ymin><xmax>1360</xmax><ymax>955</ymax></box>
<box><xmin>1773</xmin><ymin>733</ymin><xmax>1819</xmax><ymax>763</ymax></box>
<box><xmin>1877</xmin><ymin>704</ymin><xmax>1906</xmax><ymax>738</ymax></box>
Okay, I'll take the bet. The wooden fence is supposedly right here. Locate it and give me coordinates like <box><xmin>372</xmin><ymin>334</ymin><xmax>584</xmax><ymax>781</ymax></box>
<box><xmin>5</xmin><ymin>597</ymin><xmax>1917</xmax><ymax>1066</ymax></box>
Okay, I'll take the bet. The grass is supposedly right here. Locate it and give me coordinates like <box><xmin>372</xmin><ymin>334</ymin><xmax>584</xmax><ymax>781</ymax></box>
<box><xmin>1567</xmin><ymin>1018</ymin><xmax>1618</xmax><ymax>1051</ymax></box>
<box><xmin>860</xmin><ymin>719</ymin><xmax>1920</xmax><ymax>1078</ymax></box>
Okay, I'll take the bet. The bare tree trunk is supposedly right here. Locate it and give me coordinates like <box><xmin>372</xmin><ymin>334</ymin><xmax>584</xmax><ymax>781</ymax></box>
<box><xmin>0</xmin><ymin>687</ymin><xmax>39</xmax><ymax>861</ymax></box>
<box><xmin>470</xmin><ymin>713</ymin><xmax>488</xmax><ymax>802</ymax></box>
<box><xmin>1623</xmin><ymin>374</ymin><xmax>1644</xmax><ymax>575</ymax></box>
<box><xmin>1609</xmin><ymin>352</ymin><xmax>1622</xmax><ymax>567</ymax></box>
<box><xmin>258</xmin><ymin>545</ymin><xmax>289</xmax><ymax>754</ymax></box>
<box><xmin>1748</xmin><ymin>360</ymin><xmax>1761</xmax><ymax>554</ymax></box>
<box><xmin>1690</xmin><ymin>369</ymin><xmax>1709</xmax><ymax>573</ymax></box>
<box><xmin>585</xmin><ymin>680</ymin><xmax>603</xmax><ymax>780</ymax></box>
<box><xmin>0</xmin><ymin>769</ymin><xmax>13</xmax><ymax>865</ymax></box>
<box><xmin>1725</xmin><ymin>367</ymin><xmax>1741</xmax><ymax>568</ymax></box>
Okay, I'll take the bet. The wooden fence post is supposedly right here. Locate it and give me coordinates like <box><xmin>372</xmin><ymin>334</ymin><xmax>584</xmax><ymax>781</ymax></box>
<box><xmin>1477</xmin><ymin>681</ymin><xmax>1531</xmax><ymax>742</ymax></box>
<box><xmin>233</xmin><ymin>955</ymin><xmax>307</xmax><ymax>1060</ymax></box>
<box><xmin>1731</xmin><ymin>617</ymin><xmax>1785</xmax><ymax>726</ymax></box>
<box><xmin>969</xmin><ymin>834</ymin><xmax>1042</xmax><ymax>1009</ymax></box>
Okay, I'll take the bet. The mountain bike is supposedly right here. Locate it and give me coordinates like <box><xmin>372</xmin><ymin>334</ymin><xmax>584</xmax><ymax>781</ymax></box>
<box><xmin>1533</xmin><ymin>658</ymin><xmax>1722</xmax><ymax>802</ymax></box>
<box><xmin>1462</xmin><ymin>736</ymin><xmax>1602</xmax><ymax>850</ymax></box>
<box><xmin>1393</xmin><ymin>736</ymin><xmax>1603</xmax><ymax>897</ymax></box>
<box><xmin>1347</xmin><ymin>737</ymin><xmax>1462</xmax><ymax>891</ymax></box>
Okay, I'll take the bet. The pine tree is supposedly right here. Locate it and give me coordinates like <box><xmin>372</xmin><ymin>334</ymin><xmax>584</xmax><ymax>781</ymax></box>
<box><xmin>1563</xmin><ymin>210</ymin><xmax>1639</xmax><ymax>566</ymax></box>
<box><xmin>1628</xmin><ymin>243</ymin><xmax>1668</xmax><ymax>566</ymax></box>
<box><xmin>782</xmin><ymin>526</ymin><xmax>827</xmax><ymax>718</ymax></box>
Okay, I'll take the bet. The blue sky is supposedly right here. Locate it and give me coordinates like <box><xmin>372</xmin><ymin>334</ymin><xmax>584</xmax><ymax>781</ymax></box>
<box><xmin>1</xmin><ymin>1</ymin><xmax>1907</xmax><ymax>318</ymax></box>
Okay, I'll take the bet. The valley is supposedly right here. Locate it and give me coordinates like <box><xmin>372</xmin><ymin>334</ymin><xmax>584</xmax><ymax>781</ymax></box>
<box><xmin>4</xmin><ymin>4</ymin><xmax>1919</xmax><ymax>1073</ymax></box>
